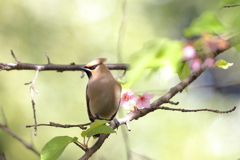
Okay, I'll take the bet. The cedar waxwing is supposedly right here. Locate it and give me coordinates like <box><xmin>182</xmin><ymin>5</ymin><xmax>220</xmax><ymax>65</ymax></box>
<box><xmin>82</xmin><ymin>58</ymin><xmax>122</xmax><ymax>125</ymax></box>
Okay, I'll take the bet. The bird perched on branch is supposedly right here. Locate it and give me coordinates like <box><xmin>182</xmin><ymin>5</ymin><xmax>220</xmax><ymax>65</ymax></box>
<box><xmin>82</xmin><ymin>58</ymin><xmax>122</xmax><ymax>127</ymax></box>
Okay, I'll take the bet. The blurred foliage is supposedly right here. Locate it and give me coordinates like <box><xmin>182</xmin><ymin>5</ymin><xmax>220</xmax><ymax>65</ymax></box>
<box><xmin>0</xmin><ymin>0</ymin><xmax>240</xmax><ymax>160</ymax></box>
<box><xmin>129</xmin><ymin>39</ymin><xmax>183</xmax><ymax>82</ymax></box>
<box><xmin>177</xmin><ymin>61</ymin><xmax>191</xmax><ymax>81</ymax></box>
<box><xmin>183</xmin><ymin>11</ymin><xmax>225</xmax><ymax>37</ymax></box>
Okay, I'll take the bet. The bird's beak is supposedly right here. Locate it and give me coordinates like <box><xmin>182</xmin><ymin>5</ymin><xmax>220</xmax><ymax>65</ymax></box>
<box><xmin>81</xmin><ymin>66</ymin><xmax>88</xmax><ymax>72</ymax></box>
<box><xmin>81</xmin><ymin>66</ymin><xmax>92</xmax><ymax>78</ymax></box>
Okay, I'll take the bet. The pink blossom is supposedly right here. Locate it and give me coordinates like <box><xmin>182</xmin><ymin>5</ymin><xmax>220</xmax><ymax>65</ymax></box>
<box><xmin>203</xmin><ymin>58</ymin><xmax>215</xmax><ymax>67</ymax></box>
<box><xmin>190</xmin><ymin>57</ymin><xmax>201</xmax><ymax>71</ymax></box>
<box><xmin>136</xmin><ymin>92</ymin><xmax>154</xmax><ymax>109</ymax></box>
<box><xmin>183</xmin><ymin>44</ymin><xmax>196</xmax><ymax>61</ymax></box>
<box><xmin>120</xmin><ymin>89</ymin><xmax>137</xmax><ymax>110</ymax></box>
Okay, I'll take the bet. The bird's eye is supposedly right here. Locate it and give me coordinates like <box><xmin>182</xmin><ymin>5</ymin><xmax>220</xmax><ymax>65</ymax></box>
<box><xmin>88</xmin><ymin>64</ymin><xmax>98</xmax><ymax>70</ymax></box>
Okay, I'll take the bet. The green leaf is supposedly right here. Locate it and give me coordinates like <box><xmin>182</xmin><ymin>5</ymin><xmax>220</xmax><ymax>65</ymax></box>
<box><xmin>86</xmin><ymin>125</ymin><xmax>116</xmax><ymax>137</ymax></box>
<box><xmin>177</xmin><ymin>62</ymin><xmax>190</xmax><ymax>81</ymax></box>
<box><xmin>40</xmin><ymin>136</ymin><xmax>76</xmax><ymax>160</ymax></box>
<box><xmin>176</xmin><ymin>62</ymin><xmax>190</xmax><ymax>92</ymax></box>
<box><xmin>81</xmin><ymin>120</ymin><xmax>113</xmax><ymax>137</ymax></box>
<box><xmin>72</xmin><ymin>137</ymin><xmax>78</xmax><ymax>142</ymax></box>
<box><xmin>215</xmin><ymin>59</ymin><xmax>233</xmax><ymax>69</ymax></box>
<box><xmin>184</xmin><ymin>11</ymin><xmax>225</xmax><ymax>37</ymax></box>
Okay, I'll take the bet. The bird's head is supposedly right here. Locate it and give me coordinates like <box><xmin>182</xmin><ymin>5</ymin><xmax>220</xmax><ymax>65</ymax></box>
<box><xmin>82</xmin><ymin>58</ymin><xmax>109</xmax><ymax>78</ymax></box>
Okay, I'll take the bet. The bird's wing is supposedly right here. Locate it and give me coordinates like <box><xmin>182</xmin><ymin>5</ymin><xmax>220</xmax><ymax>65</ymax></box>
<box><xmin>86</xmin><ymin>85</ymin><xmax>95</xmax><ymax>122</ymax></box>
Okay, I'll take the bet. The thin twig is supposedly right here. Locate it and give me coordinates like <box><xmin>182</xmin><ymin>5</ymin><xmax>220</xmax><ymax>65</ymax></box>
<box><xmin>80</xmin><ymin>71</ymin><xmax>85</xmax><ymax>78</ymax></box>
<box><xmin>0</xmin><ymin>123</ymin><xmax>40</xmax><ymax>156</ymax></box>
<box><xmin>125</xmin><ymin>121</ymin><xmax>131</xmax><ymax>131</ymax></box>
<box><xmin>26</xmin><ymin>122</ymin><xmax>91</xmax><ymax>130</ymax></box>
<box><xmin>167</xmin><ymin>100</ymin><xmax>179</xmax><ymax>105</ymax></box>
<box><xmin>25</xmin><ymin>70</ymin><xmax>40</xmax><ymax>136</ymax></box>
<box><xmin>45</xmin><ymin>51</ymin><xmax>51</xmax><ymax>64</ymax></box>
<box><xmin>118</xmin><ymin>69</ymin><xmax>127</xmax><ymax>78</ymax></box>
<box><xmin>156</xmin><ymin>106</ymin><xmax>236</xmax><ymax>113</ymax></box>
<box><xmin>74</xmin><ymin>142</ymin><xmax>87</xmax><ymax>152</ymax></box>
<box><xmin>10</xmin><ymin>50</ymin><xmax>21</xmax><ymax>63</ymax></box>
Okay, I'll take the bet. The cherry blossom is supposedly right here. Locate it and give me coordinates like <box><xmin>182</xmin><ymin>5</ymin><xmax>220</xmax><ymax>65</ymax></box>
<box><xmin>183</xmin><ymin>44</ymin><xmax>196</xmax><ymax>61</ymax></box>
<box><xmin>136</xmin><ymin>92</ymin><xmax>154</xmax><ymax>109</ymax></box>
<box><xmin>120</xmin><ymin>89</ymin><xmax>137</xmax><ymax>110</ymax></box>
<box><xmin>190</xmin><ymin>57</ymin><xmax>201</xmax><ymax>71</ymax></box>
<box><xmin>203</xmin><ymin>58</ymin><xmax>215</xmax><ymax>67</ymax></box>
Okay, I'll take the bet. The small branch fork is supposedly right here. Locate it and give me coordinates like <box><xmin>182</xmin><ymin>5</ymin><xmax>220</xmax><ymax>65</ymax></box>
<box><xmin>25</xmin><ymin>70</ymin><xmax>40</xmax><ymax>136</ymax></box>
<box><xmin>26</xmin><ymin>122</ymin><xmax>91</xmax><ymax>130</ymax></box>
<box><xmin>156</xmin><ymin>106</ymin><xmax>236</xmax><ymax>113</ymax></box>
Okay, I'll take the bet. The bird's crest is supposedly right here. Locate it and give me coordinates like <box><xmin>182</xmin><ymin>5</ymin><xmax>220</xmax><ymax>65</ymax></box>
<box><xmin>85</xmin><ymin>58</ymin><xmax>108</xmax><ymax>67</ymax></box>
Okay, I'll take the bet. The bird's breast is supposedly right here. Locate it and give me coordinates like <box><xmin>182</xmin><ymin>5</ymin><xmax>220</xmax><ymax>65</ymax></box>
<box><xmin>87</xmin><ymin>77</ymin><xmax>121</xmax><ymax>120</ymax></box>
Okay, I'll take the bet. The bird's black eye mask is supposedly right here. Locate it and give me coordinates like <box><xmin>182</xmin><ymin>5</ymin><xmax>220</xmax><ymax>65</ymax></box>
<box><xmin>87</xmin><ymin>64</ymin><xmax>98</xmax><ymax>70</ymax></box>
<box><xmin>82</xmin><ymin>64</ymin><xmax>99</xmax><ymax>78</ymax></box>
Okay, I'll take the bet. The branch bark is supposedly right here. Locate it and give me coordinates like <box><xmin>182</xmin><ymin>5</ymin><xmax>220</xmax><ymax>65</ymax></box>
<box><xmin>0</xmin><ymin>62</ymin><xmax>129</xmax><ymax>72</ymax></box>
<box><xmin>0</xmin><ymin>124</ymin><xmax>40</xmax><ymax>156</ymax></box>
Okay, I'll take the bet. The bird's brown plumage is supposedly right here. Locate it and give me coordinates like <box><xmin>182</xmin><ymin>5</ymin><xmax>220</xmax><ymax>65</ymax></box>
<box><xmin>82</xmin><ymin>58</ymin><xmax>122</xmax><ymax>123</ymax></box>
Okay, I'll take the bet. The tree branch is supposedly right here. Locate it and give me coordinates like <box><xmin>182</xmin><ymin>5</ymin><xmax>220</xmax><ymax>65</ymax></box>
<box><xmin>156</xmin><ymin>106</ymin><xmax>236</xmax><ymax>113</ymax></box>
<box><xmin>0</xmin><ymin>123</ymin><xmax>40</xmax><ymax>156</ymax></box>
<box><xmin>26</xmin><ymin>122</ymin><xmax>91</xmax><ymax>130</ymax></box>
<box><xmin>0</xmin><ymin>61</ymin><xmax>129</xmax><ymax>72</ymax></box>
<box><xmin>79</xmin><ymin>103</ymin><xmax>237</xmax><ymax>159</ymax></box>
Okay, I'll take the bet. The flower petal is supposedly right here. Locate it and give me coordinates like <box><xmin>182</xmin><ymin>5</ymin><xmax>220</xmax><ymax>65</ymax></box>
<box><xmin>136</xmin><ymin>92</ymin><xmax>154</xmax><ymax>109</ymax></box>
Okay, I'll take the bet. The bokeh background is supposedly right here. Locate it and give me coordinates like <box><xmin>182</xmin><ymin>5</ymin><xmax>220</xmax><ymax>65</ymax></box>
<box><xmin>0</xmin><ymin>0</ymin><xmax>240</xmax><ymax>160</ymax></box>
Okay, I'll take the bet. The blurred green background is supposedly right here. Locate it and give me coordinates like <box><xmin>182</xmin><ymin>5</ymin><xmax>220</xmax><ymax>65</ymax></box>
<box><xmin>1</xmin><ymin>0</ymin><xmax>240</xmax><ymax>160</ymax></box>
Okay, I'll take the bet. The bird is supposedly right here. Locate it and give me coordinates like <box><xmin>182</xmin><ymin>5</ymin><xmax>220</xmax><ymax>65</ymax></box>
<box><xmin>82</xmin><ymin>58</ymin><xmax>122</xmax><ymax>127</ymax></box>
